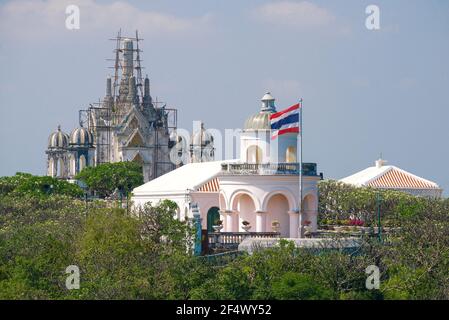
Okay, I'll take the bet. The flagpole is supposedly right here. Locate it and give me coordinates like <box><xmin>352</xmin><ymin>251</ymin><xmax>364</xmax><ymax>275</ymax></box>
<box><xmin>298</xmin><ymin>98</ymin><xmax>303</xmax><ymax>238</ymax></box>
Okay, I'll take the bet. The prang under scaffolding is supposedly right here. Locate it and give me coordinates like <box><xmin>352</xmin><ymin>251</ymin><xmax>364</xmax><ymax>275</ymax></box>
<box><xmin>46</xmin><ymin>30</ymin><xmax>178</xmax><ymax>182</ymax></box>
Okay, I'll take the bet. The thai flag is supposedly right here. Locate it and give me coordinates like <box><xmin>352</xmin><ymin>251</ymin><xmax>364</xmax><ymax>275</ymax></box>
<box><xmin>270</xmin><ymin>102</ymin><xmax>301</xmax><ymax>139</ymax></box>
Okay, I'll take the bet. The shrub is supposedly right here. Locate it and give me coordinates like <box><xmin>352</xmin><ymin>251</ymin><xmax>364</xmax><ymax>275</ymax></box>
<box><xmin>272</xmin><ymin>272</ymin><xmax>334</xmax><ymax>300</ymax></box>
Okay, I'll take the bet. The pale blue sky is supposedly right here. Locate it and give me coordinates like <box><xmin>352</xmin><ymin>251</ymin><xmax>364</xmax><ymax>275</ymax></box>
<box><xmin>0</xmin><ymin>0</ymin><xmax>448</xmax><ymax>195</ymax></box>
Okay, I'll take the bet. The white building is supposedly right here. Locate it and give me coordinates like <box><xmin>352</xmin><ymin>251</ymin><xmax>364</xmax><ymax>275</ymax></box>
<box><xmin>132</xmin><ymin>93</ymin><xmax>321</xmax><ymax>238</ymax></box>
<box><xmin>340</xmin><ymin>158</ymin><xmax>442</xmax><ymax>198</ymax></box>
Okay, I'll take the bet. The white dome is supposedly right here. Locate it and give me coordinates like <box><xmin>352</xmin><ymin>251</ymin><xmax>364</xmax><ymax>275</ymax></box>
<box><xmin>70</xmin><ymin>126</ymin><xmax>93</xmax><ymax>146</ymax></box>
<box><xmin>48</xmin><ymin>125</ymin><xmax>69</xmax><ymax>149</ymax></box>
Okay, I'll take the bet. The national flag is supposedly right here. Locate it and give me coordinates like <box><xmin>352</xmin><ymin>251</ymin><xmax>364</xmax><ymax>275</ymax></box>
<box><xmin>270</xmin><ymin>102</ymin><xmax>301</xmax><ymax>139</ymax></box>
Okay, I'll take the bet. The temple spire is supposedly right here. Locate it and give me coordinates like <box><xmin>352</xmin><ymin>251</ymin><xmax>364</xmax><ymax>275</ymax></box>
<box><xmin>127</xmin><ymin>76</ymin><xmax>138</xmax><ymax>105</ymax></box>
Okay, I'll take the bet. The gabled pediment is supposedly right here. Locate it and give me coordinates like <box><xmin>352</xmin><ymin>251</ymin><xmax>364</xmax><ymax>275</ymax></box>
<box><xmin>132</xmin><ymin>152</ymin><xmax>144</xmax><ymax>164</ymax></box>
<box><xmin>124</xmin><ymin>129</ymin><xmax>146</xmax><ymax>147</ymax></box>
<box><xmin>118</xmin><ymin>107</ymin><xmax>149</xmax><ymax>134</ymax></box>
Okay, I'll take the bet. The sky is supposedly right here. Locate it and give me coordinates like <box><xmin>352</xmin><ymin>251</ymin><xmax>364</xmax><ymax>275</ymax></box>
<box><xmin>0</xmin><ymin>0</ymin><xmax>448</xmax><ymax>195</ymax></box>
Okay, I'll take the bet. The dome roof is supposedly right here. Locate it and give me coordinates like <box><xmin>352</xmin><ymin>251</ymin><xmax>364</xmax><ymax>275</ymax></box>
<box><xmin>244</xmin><ymin>92</ymin><xmax>277</xmax><ymax>130</ymax></box>
<box><xmin>191</xmin><ymin>123</ymin><xmax>213</xmax><ymax>146</ymax></box>
<box><xmin>169</xmin><ymin>131</ymin><xmax>187</xmax><ymax>149</ymax></box>
<box><xmin>244</xmin><ymin>112</ymin><xmax>272</xmax><ymax>130</ymax></box>
<box><xmin>48</xmin><ymin>125</ymin><xmax>69</xmax><ymax>149</ymax></box>
<box><xmin>70</xmin><ymin>125</ymin><xmax>93</xmax><ymax>146</ymax></box>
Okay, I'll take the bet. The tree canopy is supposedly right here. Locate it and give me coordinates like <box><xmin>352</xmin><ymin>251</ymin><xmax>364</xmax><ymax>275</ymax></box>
<box><xmin>75</xmin><ymin>162</ymin><xmax>143</xmax><ymax>197</ymax></box>
<box><xmin>318</xmin><ymin>179</ymin><xmax>431</xmax><ymax>227</ymax></box>
<box><xmin>0</xmin><ymin>174</ymin><xmax>447</xmax><ymax>300</ymax></box>
<box><xmin>0</xmin><ymin>172</ymin><xmax>83</xmax><ymax>198</ymax></box>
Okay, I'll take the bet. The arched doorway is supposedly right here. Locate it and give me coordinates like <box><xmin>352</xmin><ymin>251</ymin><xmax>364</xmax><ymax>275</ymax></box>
<box><xmin>207</xmin><ymin>207</ymin><xmax>220</xmax><ymax>233</ymax></box>
<box><xmin>232</xmin><ymin>193</ymin><xmax>257</xmax><ymax>232</ymax></box>
<box><xmin>302</xmin><ymin>194</ymin><xmax>317</xmax><ymax>232</ymax></box>
<box><xmin>69</xmin><ymin>155</ymin><xmax>76</xmax><ymax>176</ymax></box>
<box><xmin>48</xmin><ymin>158</ymin><xmax>55</xmax><ymax>177</ymax></box>
<box><xmin>246</xmin><ymin>145</ymin><xmax>263</xmax><ymax>164</ymax></box>
<box><xmin>79</xmin><ymin>155</ymin><xmax>86</xmax><ymax>172</ymax></box>
<box><xmin>57</xmin><ymin>158</ymin><xmax>65</xmax><ymax>178</ymax></box>
<box><xmin>266</xmin><ymin>194</ymin><xmax>290</xmax><ymax>237</ymax></box>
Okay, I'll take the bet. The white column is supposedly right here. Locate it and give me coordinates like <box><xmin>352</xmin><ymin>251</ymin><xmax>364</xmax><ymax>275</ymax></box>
<box><xmin>225</xmin><ymin>210</ymin><xmax>236</xmax><ymax>232</ymax></box>
<box><xmin>234</xmin><ymin>211</ymin><xmax>240</xmax><ymax>232</ymax></box>
<box><xmin>219</xmin><ymin>210</ymin><xmax>227</xmax><ymax>232</ymax></box>
<box><xmin>255</xmin><ymin>211</ymin><xmax>267</xmax><ymax>232</ymax></box>
<box><xmin>288</xmin><ymin>210</ymin><xmax>299</xmax><ymax>238</ymax></box>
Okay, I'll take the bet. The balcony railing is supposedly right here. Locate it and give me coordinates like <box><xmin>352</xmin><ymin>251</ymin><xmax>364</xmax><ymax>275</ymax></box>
<box><xmin>208</xmin><ymin>231</ymin><xmax>281</xmax><ymax>250</ymax></box>
<box><xmin>221</xmin><ymin>162</ymin><xmax>317</xmax><ymax>176</ymax></box>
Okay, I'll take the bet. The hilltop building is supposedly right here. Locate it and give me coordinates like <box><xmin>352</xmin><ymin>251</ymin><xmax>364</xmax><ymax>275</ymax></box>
<box><xmin>340</xmin><ymin>158</ymin><xmax>442</xmax><ymax>198</ymax></box>
<box><xmin>45</xmin><ymin>32</ymin><xmax>213</xmax><ymax>182</ymax></box>
<box><xmin>133</xmin><ymin>93</ymin><xmax>322</xmax><ymax>238</ymax></box>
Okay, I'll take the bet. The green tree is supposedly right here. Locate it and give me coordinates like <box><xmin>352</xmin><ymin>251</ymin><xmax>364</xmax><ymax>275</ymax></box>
<box><xmin>75</xmin><ymin>162</ymin><xmax>143</xmax><ymax>197</ymax></box>
<box><xmin>0</xmin><ymin>195</ymin><xmax>87</xmax><ymax>299</ymax></box>
<box><xmin>272</xmin><ymin>272</ymin><xmax>333</xmax><ymax>300</ymax></box>
<box><xmin>0</xmin><ymin>173</ymin><xmax>83</xmax><ymax>198</ymax></box>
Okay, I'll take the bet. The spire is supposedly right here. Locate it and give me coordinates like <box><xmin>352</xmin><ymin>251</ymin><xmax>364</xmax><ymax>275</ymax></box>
<box><xmin>127</xmin><ymin>76</ymin><xmax>138</xmax><ymax>105</ymax></box>
<box><xmin>143</xmin><ymin>75</ymin><xmax>151</xmax><ymax>105</ymax></box>
<box><xmin>106</xmin><ymin>77</ymin><xmax>112</xmax><ymax>97</ymax></box>
<box><xmin>144</xmin><ymin>75</ymin><xmax>150</xmax><ymax>97</ymax></box>
<box><xmin>104</xmin><ymin>77</ymin><xmax>114</xmax><ymax>107</ymax></box>
<box><xmin>118</xmin><ymin>38</ymin><xmax>134</xmax><ymax>102</ymax></box>
<box><xmin>122</xmin><ymin>38</ymin><xmax>134</xmax><ymax>78</ymax></box>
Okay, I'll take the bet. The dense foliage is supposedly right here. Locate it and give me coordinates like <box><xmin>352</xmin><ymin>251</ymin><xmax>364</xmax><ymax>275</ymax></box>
<box><xmin>0</xmin><ymin>172</ymin><xmax>83</xmax><ymax>198</ymax></box>
<box><xmin>75</xmin><ymin>162</ymin><xmax>143</xmax><ymax>197</ymax></box>
<box><xmin>0</xmin><ymin>175</ymin><xmax>447</xmax><ymax>300</ymax></box>
<box><xmin>318</xmin><ymin>180</ymin><xmax>430</xmax><ymax>227</ymax></box>
<box><xmin>0</xmin><ymin>194</ymin><xmax>194</xmax><ymax>299</ymax></box>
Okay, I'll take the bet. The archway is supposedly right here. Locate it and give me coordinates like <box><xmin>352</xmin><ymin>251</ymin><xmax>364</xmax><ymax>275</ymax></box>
<box><xmin>69</xmin><ymin>155</ymin><xmax>76</xmax><ymax>176</ymax></box>
<box><xmin>79</xmin><ymin>155</ymin><xmax>86</xmax><ymax>172</ymax></box>
<box><xmin>206</xmin><ymin>207</ymin><xmax>220</xmax><ymax>233</ymax></box>
<box><xmin>48</xmin><ymin>158</ymin><xmax>55</xmax><ymax>177</ymax></box>
<box><xmin>246</xmin><ymin>145</ymin><xmax>263</xmax><ymax>164</ymax></box>
<box><xmin>57</xmin><ymin>158</ymin><xmax>65</xmax><ymax>178</ymax></box>
<box><xmin>232</xmin><ymin>193</ymin><xmax>256</xmax><ymax>232</ymax></box>
<box><xmin>266</xmin><ymin>194</ymin><xmax>290</xmax><ymax>237</ymax></box>
<box><xmin>286</xmin><ymin>146</ymin><xmax>297</xmax><ymax>163</ymax></box>
<box><xmin>302</xmin><ymin>194</ymin><xmax>317</xmax><ymax>231</ymax></box>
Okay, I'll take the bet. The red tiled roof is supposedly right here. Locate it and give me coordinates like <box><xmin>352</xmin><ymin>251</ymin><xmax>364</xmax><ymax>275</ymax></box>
<box><xmin>197</xmin><ymin>177</ymin><xmax>220</xmax><ymax>192</ymax></box>
<box><xmin>367</xmin><ymin>168</ymin><xmax>437</xmax><ymax>189</ymax></box>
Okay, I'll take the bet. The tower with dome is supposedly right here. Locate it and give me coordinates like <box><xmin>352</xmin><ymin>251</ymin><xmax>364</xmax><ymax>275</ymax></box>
<box><xmin>132</xmin><ymin>92</ymin><xmax>322</xmax><ymax>239</ymax></box>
